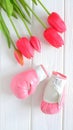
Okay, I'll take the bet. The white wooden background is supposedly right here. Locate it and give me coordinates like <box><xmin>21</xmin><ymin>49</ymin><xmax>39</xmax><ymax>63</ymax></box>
<box><xmin>0</xmin><ymin>0</ymin><xmax>73</xmax><ymax>130</ymax></box>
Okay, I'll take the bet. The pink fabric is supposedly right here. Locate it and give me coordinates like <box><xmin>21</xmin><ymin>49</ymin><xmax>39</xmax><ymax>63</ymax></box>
<box><xmin>41</xmin><ymin>89</ymin><xmax>65</xmax><ymax>114</ymax></box>
<box><xmin>53</xmin><ymin>71</ymin><xmax>67</xmax><ymax>79</ymax></box>
<box><xmin>41</xmin><ymin>65</ymin><xmax>49</xmax><ymax>77</ymax></box>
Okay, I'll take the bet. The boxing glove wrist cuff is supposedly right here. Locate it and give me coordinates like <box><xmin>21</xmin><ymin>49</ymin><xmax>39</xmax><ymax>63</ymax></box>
<box><xmin>35</xmin><ymin>65</ymin><xmax>48</xmax><ymax>82</ymax></box>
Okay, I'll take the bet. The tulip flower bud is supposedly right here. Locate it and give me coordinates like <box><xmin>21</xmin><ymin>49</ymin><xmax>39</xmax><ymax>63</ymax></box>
<box><xmin>30</xmin><ymin>36</ymin><xmax>41</xmax><ymax>52</ymax></box>
<box><xmin>14</xmin><ymin>49</ymin><xmax>24</xmax><ymax>65</ymax></box>
<box><xmin>44</xmin><ymin>28</ymin><xmax>64</xmax><ymax>48</ymax></box>
<box><xmin>48</xmin><ymin>12</ymin><xmax>66</xmax><ymax>33</ymax></box>
<box><xmin>16</xmin><ymin>37</ymin><xmax>34</xmax><ymax>59</ymax></box>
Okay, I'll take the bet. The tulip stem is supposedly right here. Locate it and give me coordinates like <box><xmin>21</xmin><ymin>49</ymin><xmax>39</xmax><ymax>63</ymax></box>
<box><xmin>0</xmin><ymin>13</ymin><xmax>17</xmax><ymax>49</ymax></box>
<box><xmin>19</xmin><ymin>0</ymin><xmax>47</xmax><ymax>29</ymax></box>
<box><xmin>9</xmin><ymin>17</ymin><xmax>21</xmax><ymax>39</ymax></box>
<box><xmin>10</xmin><ymin>38</ymin><xmax>16</xmax><ymax>50</ymax></box>
<box><xmin>38</xmin><ymin>0</ymin><xmax>50</xmax><ymax>15</ymax></box>
<box><xmin>14</xmin><ymin>0</ymin><xmax>32</xmax><ymax>36</ymax></box>
<box><xmin>20</xmin><ymin>14</ymin><xmax>32</xmax><ymax>36</ymax></box>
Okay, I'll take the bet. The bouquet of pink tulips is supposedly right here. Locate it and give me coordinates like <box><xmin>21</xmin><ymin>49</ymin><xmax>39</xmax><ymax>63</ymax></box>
<box><xmin>0</xmin><ymin>0</ymin><xmax>66</xmax><ymax>65</ymax></box>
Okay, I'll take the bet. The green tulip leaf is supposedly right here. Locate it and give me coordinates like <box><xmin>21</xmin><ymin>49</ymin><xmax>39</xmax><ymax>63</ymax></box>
<box><xmin>0</xmin><ymin>0</ymin><xmax>13</xmax><ymax>16</ymax></box>
<box><xmin>0</xmin><ymin>1</ymin><xmax>18</xmax><ymax>18</ymax></box>
<box><xmin>19</xmin><ymin>0</ymin><xmax>31</xmax><ymax>17</ymax></box>
<box><xmin>32</xmin><ymin>0</ymin><xmax>37</xmax><ymax>5</ymax></box>
<box><xmin>0</xmin><ymin>22</ymin><xmax>2</xmax><ymax>30</ymax></box>
<box><xmin>0</xmin><ymin>14</ymin><xmax>11</xmax><ymax>48</ymax></box>
<box><xmin>4</xmin><ymin>0</ymin><xmax>13</xmax><ymax>16</ymax></box>
<box><xmin>11</xmin><ymin>0</ymin><xmax>30</xmax><ymax>23</ymax></box>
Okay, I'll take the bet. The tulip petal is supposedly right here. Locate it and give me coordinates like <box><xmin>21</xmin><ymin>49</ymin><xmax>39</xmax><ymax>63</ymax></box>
<box><xmin>44</xmin><ymin>28</ymin><xmax>64</xmax><ymax>48</ymax></box>
<box><xmin>14</xmin><ymin>49</ymin><xmax>24</xmax><ymax>65</ymax></box>
<box><xmin>16</xmin><ymin>37</ymin><xmax>34</xmax><ymax>59</ymax></box>
<box><xmin>48</xmin><ymin>12</ymin><xmax>66</xmax><ymax>33</ymax></box>
<box><xmin>30</xmin><ymin>36</ymin><xmax>41</xmax><ymax>52</ymax></box>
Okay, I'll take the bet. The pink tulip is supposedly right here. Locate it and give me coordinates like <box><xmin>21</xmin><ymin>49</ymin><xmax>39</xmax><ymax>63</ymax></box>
<box><xmin>16</xmin><ymin>37</ymin><xmax>34</xmax><ymax>59</ymax></box>
<box><xmin>44</xmin><ymin>28</ymin><xmax>64</xmax><ymax>48</ymax></box>
<box><xmin>48</xmin><ymin>12</ymin><xmax>66</xmax><ymax>33</ymax></box>
<box><xmin>14</xmin><ymin>49</ymin><xmax>24</xmax><ymax>65</ymax></box>
<box><xmin>30</xmin><ymin>36</ymin><xmax>41</xmax><ymax>52</ymax></box>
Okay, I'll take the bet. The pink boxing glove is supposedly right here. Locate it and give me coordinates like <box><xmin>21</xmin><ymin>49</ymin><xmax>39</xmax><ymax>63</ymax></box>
<box><xmin>11</xmin><ymin>65</ymin><xmax>48</xmax><ymax>99</ymax></box>
<box><xmin>41</xmin><ymin>72</ymin><xmax>67</xmax><ymax>114</ymax></box>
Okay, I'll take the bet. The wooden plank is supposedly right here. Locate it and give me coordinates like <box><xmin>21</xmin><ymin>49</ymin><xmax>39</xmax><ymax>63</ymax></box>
<box><xmin>63</xmin><ymin>0</ymin><xmax>73</xmax><ymax>130</ymax></box>
<box><xmin>31</xmin><ymin>0</ymin><xmax>64</xmax><ymax>130</ymax></box>
<box><xmin>0</xmin><ymin>0</ymin><xmax>32</xmax><ymax>130</ymax></box>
